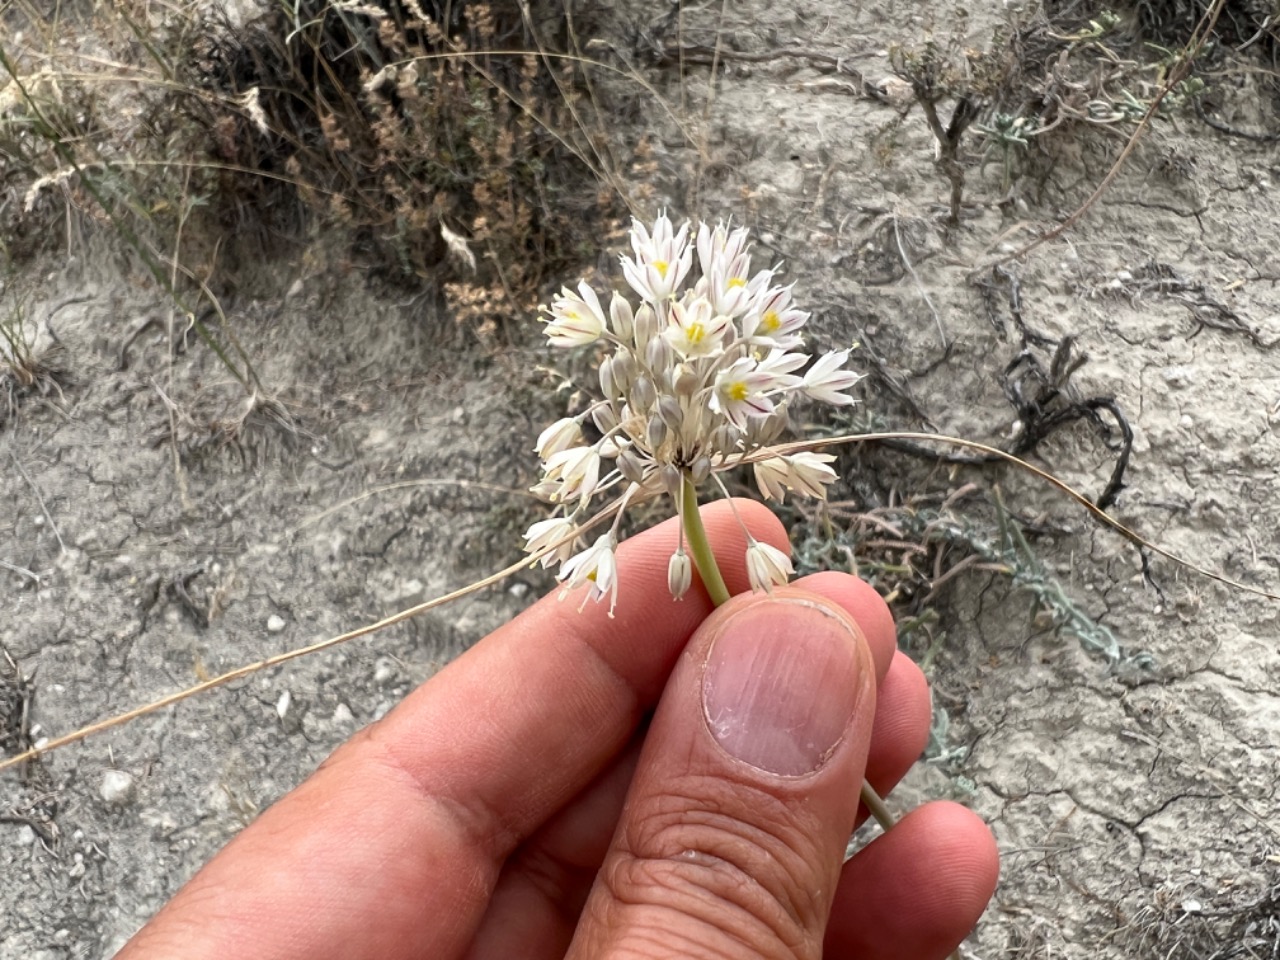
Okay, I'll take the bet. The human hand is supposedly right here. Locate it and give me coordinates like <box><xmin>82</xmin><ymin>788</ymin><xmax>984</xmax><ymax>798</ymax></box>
<box><xmin>117</xmin><ymin>500</ymin><xmax>998</xmax><ymax>960</ymax></box>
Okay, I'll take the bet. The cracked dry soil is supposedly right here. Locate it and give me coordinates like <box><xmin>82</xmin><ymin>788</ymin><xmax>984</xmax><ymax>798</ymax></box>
<box><xmin>3</xmin><ymin>0</ymin><xmax>1280</xmax><ymax>957</ymax></box>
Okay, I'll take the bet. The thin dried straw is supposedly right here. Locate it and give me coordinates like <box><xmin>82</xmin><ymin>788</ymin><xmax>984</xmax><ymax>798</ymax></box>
<box><xmin>2</xmin><ymin>429</ymin><xmax>1276</xmax><ymax>774</ymax></box>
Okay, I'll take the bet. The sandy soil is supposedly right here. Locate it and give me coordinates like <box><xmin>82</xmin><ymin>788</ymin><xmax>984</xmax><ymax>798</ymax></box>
<box><xmin>3</xmin><ymin>0</ymin><xmax>1279</xmax><ymax>957</ymax></box>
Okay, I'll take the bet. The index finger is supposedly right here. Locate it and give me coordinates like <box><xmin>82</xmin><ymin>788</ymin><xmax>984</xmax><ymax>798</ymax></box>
<box><xmin>120</xmin><ymin>499</ymin><xmax>794</xmax><ymax>960</ymax></box>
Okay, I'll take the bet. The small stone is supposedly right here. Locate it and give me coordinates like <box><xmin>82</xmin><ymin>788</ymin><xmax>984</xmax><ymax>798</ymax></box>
<box><xmin>276</xmin><ymin>689</ymin><xmax>292</xmax><ymax>720</ymax></box>
<box><xmin>15</xmin><ymin>825</ymin><xmax>35</xmax><ymax>846</ymax></box>
<box><xmin>508</xmin><ymin>582</ymin><xmax>530</xmax><ymax>600</ymax></box>
<box><xmin>99</xmin><ymin>770</ymin><xmax>135</xmax><ymax>806</ymax></box>
<box><xmin>332</xmin><ymin>703</ymin><xmax>355</xmax><ymax>725</ymax></box>
<box><xmin>374</xmin><ymin>657</ymin><xmax>398</xmax><ymax>686</ymax></box>
<box><xmin>266</xmin><ymin>614</ymin><xmax>286</xmax><ymax>634</ymax></box>
<box><xmin>396</xmin><ymin>579</ymin><xmax>426</xmax><ymax>606</ymax></box>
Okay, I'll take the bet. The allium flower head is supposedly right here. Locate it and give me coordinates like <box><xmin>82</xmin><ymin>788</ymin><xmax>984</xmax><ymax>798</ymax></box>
<box><xmin>525</xmin><ymin>213</ymin><xmax>865</xmax><ymax>611</ymax></box>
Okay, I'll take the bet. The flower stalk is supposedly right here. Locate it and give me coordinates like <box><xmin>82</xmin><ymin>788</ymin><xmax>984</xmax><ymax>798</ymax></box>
<box><xmin>680</xmin><ymin>473</ymin><xmax>730</xmax><ymax>606</ymax></box>
<box><xmin>678</xmin><ymin>476</ymin><xmax>897</xmax><ymax>834</ymax></box>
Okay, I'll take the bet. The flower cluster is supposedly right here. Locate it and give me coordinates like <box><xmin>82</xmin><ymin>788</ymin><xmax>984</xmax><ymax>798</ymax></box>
<box><xmin>524</xmin><ymin>213</ymin><xmax>864</xmax><ymax>614</ymax></box>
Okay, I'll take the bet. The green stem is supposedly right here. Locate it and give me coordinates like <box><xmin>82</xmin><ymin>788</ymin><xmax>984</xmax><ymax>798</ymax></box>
<box><xmin>681</xmin><ymin>474</ymin><xmax>730</xmax><ymax>606</ymax></box>
<box><xmin>678</xmin><ymin>476</ymin><xmax>897</xmax><ymax>836</ymax></box>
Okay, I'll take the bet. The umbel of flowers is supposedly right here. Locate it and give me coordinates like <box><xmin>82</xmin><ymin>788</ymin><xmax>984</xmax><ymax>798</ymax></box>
<box><xmin>524</xmin><ymin>213</ymin><xmax>864</xmax><ymax>615</ymax></box>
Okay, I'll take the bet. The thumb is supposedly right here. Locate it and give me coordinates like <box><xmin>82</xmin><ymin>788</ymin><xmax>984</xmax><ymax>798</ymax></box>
<box><xmin>567</xmin><ymin>590</ymin><xmax>877</xmax><ymax>960</ymax></box>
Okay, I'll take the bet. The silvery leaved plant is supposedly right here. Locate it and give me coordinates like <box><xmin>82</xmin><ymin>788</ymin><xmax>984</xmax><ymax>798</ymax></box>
<box><xmin>523</xmin><ymin>213</ymin><xmax>864</xmax><ymax>616</ymax></box>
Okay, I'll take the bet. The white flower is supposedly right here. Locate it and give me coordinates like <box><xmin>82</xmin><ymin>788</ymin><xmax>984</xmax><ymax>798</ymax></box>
<box><xmin>710</xmin><ymin>357</ymin><xmax>780</xmax><ymax>429</ymax></box>
<box><xmin>755</xmin><ymin>349</ymin><xmax>808</xmax><ymax>380</ymax></box>
<box><xmin>542</xmin><ymin>281</ymin><xmax>607</xmax><ymax>347</ymax></box>
<box><xmin>753</xmin><ymin>457</ymin><xmax>790</xmax><ymax>502</ymax></box>
<box><xmin>664</xmin><ymin>296</ymin><xmax>732</xmax><ymax>359</ymax></box>
<box><xmin>535</xmin><ymin>417</ymin><xmax>583</xmax><ymax>459</ymax></box>
<box><xmin>621</xmin><ymin>212</ymin><xmax>693</xmax><ymax>303</ymax></box>
<box><xmin>558</xmin><ymin>534</ymin><xmax>620</xmax><ymax>615</ymax></box>
<box><xmin>522</xmin><ymin>517</ymin><xmax>577</xmax><ymax>568</ymax></box>
<box><xmin>541</xmin><ymin>446</ymin><xmax>601</xmax><ymax>505</ymax></box>
<box><xmin>696</xmin><ymin>220</ymin><xmax>751</xmax><ymax>278</ymax></box>
<box><xmin>743</xmin><ymin>282</ymin><xmax>808</xmax><ymax>348</ymax></box>
<box><xmin>527</xmin><ymin>214</ymin><xmax>868</xmax><ymax>611</ymax></box>
<box><xmin>745</xmin><ymin>540</ymin><xmax>793</xmax><ymax>593</ymax></box>
<box><xmin>667</xmin><ymin>549</ymin><xmax>692</xmax><ymax>600</ymax></box>
<box><xmin>801</xmin><ymin>350</ymin><xmax>863</xmax><ymax>405</ymax></box>
<box><xmin>785</xmin><ymin>451</ymin><xmax>838</xmax><ymax>497</ymax></box>
<box><xmin>696</xmin><ymin>220</ymin><xmax>755</xmax><ymax>315</ymax></box>
<box><xmin>753</xmin><ymin>452</ymin><xmax>838</xmax><ymax>502</ymax></box>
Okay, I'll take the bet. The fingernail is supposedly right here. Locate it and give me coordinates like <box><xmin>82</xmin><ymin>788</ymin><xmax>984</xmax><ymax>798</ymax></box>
<box><xmin>702</xmin><ymin>599</ymin><xmax>866</xmax><ymax>777</ymax></box>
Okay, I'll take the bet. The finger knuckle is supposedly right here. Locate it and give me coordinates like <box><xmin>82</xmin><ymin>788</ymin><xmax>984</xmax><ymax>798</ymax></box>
<box><xmin>601</xmin><ymin>774</ymin><xmax>827</xmax><ymax>959</ymax></box>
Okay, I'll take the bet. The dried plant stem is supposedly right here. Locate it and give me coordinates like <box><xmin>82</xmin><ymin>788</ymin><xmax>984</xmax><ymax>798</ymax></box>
<box><xmin>5</xmin><ymin>430</ymin><xmax>1277</xmax><ymax>776</ymax></box>
<box><xmin>679</xmin><ymin>476</ymin><xmax>898</xmax><ymax>835</ymax></box>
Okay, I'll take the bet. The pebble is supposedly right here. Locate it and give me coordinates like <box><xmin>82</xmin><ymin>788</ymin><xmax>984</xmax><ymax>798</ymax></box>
<box><xmin>100</xmin><ymin>769</ymin><xmax>135</xmax><ymax>806</ymax></box>
<box><xmin>276</xmin><ymin>690</ymin><xmax>292</xmax><ymax>720</ymax></box>
<box><xmin>266</xmin><ymin>614</ymin><xmax>286</xmax><ymax>634</ymax></box>
<box><xmin>508</xmin><ymin>582</ymin><xmax>530</xmax><ymax>600</ymax></box>
<box><xmin>396</xmin><ymin>579</ymin><xmax>426</xmax><ymax>606</ymax></box>
<box><xmin>374</xmin><ymin>657</ymin><xmax>398</xmax><ymax>686</ymax></box>
<box><xmin>332</xmin><ymin>703</ymin><xmax>355</xmax><ymax>725</ymax></box>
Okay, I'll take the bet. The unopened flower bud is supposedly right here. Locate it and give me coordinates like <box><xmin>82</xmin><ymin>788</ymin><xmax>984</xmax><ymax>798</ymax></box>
<box><xmin>631</xmin><ymin>375</ymin><xmax>657</xmax><ymax>411</ymax></box>
<box><xmin>660</xmin><ymin>463</ymin><xmax>683</xmax><ymax>499</ymax></box>
<box><xmin>645</xmin><ymin>336</ymin><xmax>673</xmax><ymax>376</ymax></box>
<box><xmin>646</xmin><ymin>414</ymin><xmax>668</xmax><ymax>450</ymax></box>
<box><xmin>617</xmin><ymin>448</ymin><xmax>647</xmax><ymax>484</ymax></box>
<box><xmin>598</xmin><ymin>356</ymin><xmax>616</xmax><ymax>400</ymax></box>
<box><xmin>710</xmin><ymin>424</ymin><xmax>737</xmax><ymax>453</ymax></box>
<box><xmin>592</xmin><ymin>402</ymin><xmax>619</xmax><ymax>434</ymax></box>
<box><xmin>609</xmin><ymin>292</ymin><xmax>634</xmax><ymax>341</ymax></box>
<box><xmin>690</xmin><ymin>455</ymin><xmax>711</xmax><ymax>485</ymax></box>
<box><xmin>657</xmin><ymin>394</ymin><xmax>684</xmax><ymax>431</ymax></box>
<box><xmin>633</xmin><ymin>303</ymin><xmax>658</xmax><ymax>347</ymax></box>
<box><xmin>673</xmin><ymin>364</ymin><xmax>699</xmax><ymax>397</ymax></box>
<box><xmin>746</xmin><ymin>411</ymin><xmax>787</xmax><ymax>446</ymax></box>
<box><xmin>667</xmin><ymin>549</ymin><xmax>692</xmax><ymax>600</ymax></box>
<box><xmin>611</xmin><ymin>349</ymin><xmax>637</xmax><ymax>394</ymax></box>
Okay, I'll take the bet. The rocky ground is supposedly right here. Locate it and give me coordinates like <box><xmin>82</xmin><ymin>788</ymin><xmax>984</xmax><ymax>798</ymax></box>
<box><xmin>2</xmin><ymin>0</ymin><xmax>1278</xmax><ymax>957</ymax></box>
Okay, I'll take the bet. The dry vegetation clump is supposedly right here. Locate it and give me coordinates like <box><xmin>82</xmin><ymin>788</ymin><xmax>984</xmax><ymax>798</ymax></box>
<box><xmin>0</xmin><ymin>284</ymin><xmax>66</xmax><ymax>430</ymax></box>
<box><xmin>174</xmin><ymin>0</ymin><xmax>619</xmax><ymax>301</ymax></box>
<box><xmin>883</xmin><ymin>0</ymin><xmax>1279</xmax><ymax>220</ymax></box>
<box><xmin>2</xmin><ymin>0</ymin><xmax>619</xmax><ymax>332</ymax></box>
